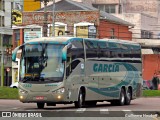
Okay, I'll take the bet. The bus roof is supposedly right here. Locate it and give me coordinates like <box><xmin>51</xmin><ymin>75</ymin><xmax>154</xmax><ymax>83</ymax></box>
<box><xmin>25</xmin><ymin>37</ymin><xmax>140</xmax><ymax>46</ymax></box>
<box><xmin>25</xmin><ymin>37</ymin><xmax>75</xmax><ymax>44</ymax></box>
<box><xmin>99</xmin><ymin>38</ymin><xmax>140</xmax><ymax>45</ymax></box>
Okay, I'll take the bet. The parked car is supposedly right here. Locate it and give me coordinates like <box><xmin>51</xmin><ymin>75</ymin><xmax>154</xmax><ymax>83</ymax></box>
<box><xmin>10</xmin><ymin>82</ymin><xmax>18</xmax><ymax>88</ymax></box>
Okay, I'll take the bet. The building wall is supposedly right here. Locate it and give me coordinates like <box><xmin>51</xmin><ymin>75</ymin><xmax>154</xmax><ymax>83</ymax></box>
<box><xmin>0</xmin><ymin>1</ymin><xmax>12</xmax><ymax>31</ymax></box>
<box><xmin>78</xmin><ymin>0</ymin><xmax>160</xmax><ymax>40</ymax></box>
<box><xmin>114</xmin><ymin>13</ymin><xmax>159</xmax><ymax>40</ymax></box>
<box><xmin>122</xmin><ymin>0</ymin><xmax>159</xmax><ymax>17</ymax></box>
<box><xmin>4</xmin><ymin>2</ymin><xmax>12</xmax><ymax>27</ymax></box>
<box><xmin>98</xmin><ymin>20</ymin><xmax>132</xmax><ymax>40</ymax></box>
<box><xmin>75</xmin><ymin>0</ymin><xmax>120</xmax><ymax>4</ymax></box>
<box><xmin>141</xmin><ymin>13</ymin><xmax>158</xmax><ymax>39</ymax></box>
<box><xmin>143</xmin><ymin>54</ymin><xmax>160</xmax><ymax>80</ymax></box>
<box><xmin>91</xmin><ymin>0</ymin><xmax>119</xmax><ymax>4</ymax></box>
<box><xmin>0</xmin><ymin>1</ymin><xmax>12</xmax><ymax>86</ymax></box>
<box><xmin>114</xmin><ymin>13</ymin><xmax>141</xmax><ymax>39</ymax></box>
<box><xmin>87</xmin><ymin>0</ymin><xmax>159</xmax><ymax>17</ymax></box>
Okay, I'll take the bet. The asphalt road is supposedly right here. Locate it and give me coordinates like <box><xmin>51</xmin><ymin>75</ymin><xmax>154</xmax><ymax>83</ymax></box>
<box><xmin>0</xmin><ymin>97</ymin><xmax>160</xmax><ymax>120</ymax></box>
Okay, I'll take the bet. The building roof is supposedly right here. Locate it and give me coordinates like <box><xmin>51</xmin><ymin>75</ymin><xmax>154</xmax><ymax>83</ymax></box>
<box><xmin>100</xmin><ymin>11</ymin><xmax>134</xmax><ymax>26</ymax></box>
<box><xmin>38</xmin><ymin>0</ymin><xmax>134</xmax><ymax>27</ymax></box>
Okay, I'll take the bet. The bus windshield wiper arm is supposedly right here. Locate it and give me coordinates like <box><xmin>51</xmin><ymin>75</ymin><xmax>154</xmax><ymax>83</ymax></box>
<box><xmin>22</xmin><ymin>77</ymin><xmax>32</xmax><ymax>83</ymax></box>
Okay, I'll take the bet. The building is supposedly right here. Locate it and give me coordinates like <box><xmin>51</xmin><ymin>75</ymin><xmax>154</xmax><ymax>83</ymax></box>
<box><xmin>0</xmin><ymin>0</ymin><xmax>41</xmax><ymax>86</ymax></box>
<box><xmin>11</xmin><ymin>0</ymin><xmax>41</xmax><ymax>85</ymax></box>
<box><xmin>77</xmin><ymin>0</ymin><xmax>160</xmax><ymax>81</ymax></box>
<box><xmin>11</xmin><ymin>0</ymin><xmax>133</xmax><ymax>84</ymax></box>
<box><xmin>0</xmin><ymin>0</ymin><xmax>13</xmax><ymax>86</ymax></box>
<box><xmin>13</xmin><ymin>0</ymin><xmax>41</xmax><ymax>11</ymax></box>
<box><xmin>50</xmin><ymin>0</ymin><xmax>160</xmax><ymax>81</ymax></box>
<box><xmin>43</xmin><ymin>0</ymin><xmax>160</xmax><ymax>40</ymax></box>
<box><xmin>12</xmin><ymin>0</ymin><xmax>133</xmax><ymax>49</ymax></box>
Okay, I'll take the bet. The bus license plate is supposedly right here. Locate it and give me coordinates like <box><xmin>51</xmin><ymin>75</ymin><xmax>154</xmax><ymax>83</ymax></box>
<box><xmin>36</xmin><ymin>96</ymin><xmax>44</xmax><ymax>100</ymax></box>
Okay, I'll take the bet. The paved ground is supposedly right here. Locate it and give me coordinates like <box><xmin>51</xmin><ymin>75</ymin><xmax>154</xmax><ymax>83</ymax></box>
<box><xmin>0</xmin><ymin>97</ymin><xmax>160</xmax><ymax>120</ymax></box>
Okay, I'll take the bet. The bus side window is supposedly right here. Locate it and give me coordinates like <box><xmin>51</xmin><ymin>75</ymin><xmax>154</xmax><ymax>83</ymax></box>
<box><xmin>71</xmin><ymin>40</ymin><xmax>84</xmax><ymax>59</ymax></box>
<box><xmin>66</xmin><ymin>52</ymin><xmax>81</xmax><ymax>77</ymax></box>
<box><xmin>132</xmin><ymin>45</ymin><xmax>141</xmax><ymax>58</ymax></box>
<box><xmin>98</xmin><ymin>41</ymin><xmax>109</xmax><ymax>58</ymax></box>
<box><xmin>121</xmin><ymin>44</ymin><xmax>131</xmax><ymax>58</ymax></box>
<box><xmin>85</xmin><ymin>40</ymin><xmax>98</xmax><ymax>58</ymax></box>
<box><xmin>66</xmin><ymin>50</ymin><xmax>72</xmax><ymax>77</ymax></box>
<box><xmin>66</xmin><ymin>40</ymin><xmax>84</xmax><ymax>77</ymax></box>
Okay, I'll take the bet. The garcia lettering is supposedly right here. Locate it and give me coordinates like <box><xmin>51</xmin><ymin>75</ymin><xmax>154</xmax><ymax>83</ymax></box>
<box><xmin>93</xmin><ymin>63</ymin><xmax>119</xmax><ymax>72</ymax></box>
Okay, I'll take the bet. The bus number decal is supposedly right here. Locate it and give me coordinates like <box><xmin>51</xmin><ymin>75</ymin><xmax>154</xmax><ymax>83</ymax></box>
<box><xmin>23</xmin><ymin>84</ymin><xmax>32</xmax><ymax>88</ymax></box>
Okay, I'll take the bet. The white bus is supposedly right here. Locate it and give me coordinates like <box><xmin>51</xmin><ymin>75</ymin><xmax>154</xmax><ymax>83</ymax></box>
<box><xmin>12</xmin><ymin>37</ymin><xmax>143</xmax><ymax>109</ymax></box>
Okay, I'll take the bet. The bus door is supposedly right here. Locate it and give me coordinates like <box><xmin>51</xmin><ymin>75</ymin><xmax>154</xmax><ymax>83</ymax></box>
<box><xmin>65</xmin><ymin>40</ymin><xmax>85</xmax><ymax>100</ymax></box>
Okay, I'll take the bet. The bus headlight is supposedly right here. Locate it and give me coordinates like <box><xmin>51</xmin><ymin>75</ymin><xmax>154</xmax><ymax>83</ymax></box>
<box><xmin>19</xmin><ymin>89</ymin><xmax>28</xmax><ymax>94</ymax></box>
<box><xmin>53</xmin><ymin>88</ymin><xmax>65</xmax><ymax>94</ymax></box>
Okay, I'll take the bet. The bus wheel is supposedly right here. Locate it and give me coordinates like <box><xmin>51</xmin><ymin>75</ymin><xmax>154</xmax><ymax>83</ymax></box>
<box><xmin>118</xmin><ymin>88</ymin><xmax>125</xmax><ymax>106</ymax></box>
<box><xmin>75</xmin><ymin>90</ymin><xmax>84</xmax><ymax>108</ymax></box>
<box><xmin>37</xmin><ymin>103</ymin><xmax>45</xmax><ymax>109</ymax></box>
<box><xmin>125</xmin><ymin>88</ymin><xmax>132</xmax><ymax>105</ymax></box>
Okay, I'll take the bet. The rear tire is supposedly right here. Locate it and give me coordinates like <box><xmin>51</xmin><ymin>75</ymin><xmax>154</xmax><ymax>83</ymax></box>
<box><xmin>125</xmin><ymin>88</ymin><xmax>132</xmax><ymax>105</ymax></box>
<box><xmin>118</xmin><ymin>88</ymin><xmax>125</xmax><ymax>106</ymax></box>
<box><xmin>75</xmin><ymin>90</ymin><xmax>84</xmax><ymax>108</ymax></box>
<box><xmin>37</xmin><ymin>103</ymin><xmax>45</xmax><ymax>109</ymax></box>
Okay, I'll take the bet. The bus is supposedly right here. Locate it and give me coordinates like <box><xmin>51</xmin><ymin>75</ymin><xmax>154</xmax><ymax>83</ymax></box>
<box><xmin>12</xmin><ymin>37</ymin><xmax>143</xmax><ymax>109</ymax></box>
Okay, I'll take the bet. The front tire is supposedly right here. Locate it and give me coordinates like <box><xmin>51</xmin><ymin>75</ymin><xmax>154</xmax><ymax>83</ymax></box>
<box><xmin>75</xmin><ymin>90</ymin><xmax>84</xmax><ymax>108</ymax></box>
<box><xmin>37</xmin><ymin>103</ymin><xmax>45</xmax><ymax>109</ymax></box>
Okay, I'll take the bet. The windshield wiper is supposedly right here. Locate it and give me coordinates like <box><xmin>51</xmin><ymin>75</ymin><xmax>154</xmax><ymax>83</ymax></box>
<box><xmin>22</xmin><ymin>77</ymin><xmax>32</xmax><ymax>83</ymax></box>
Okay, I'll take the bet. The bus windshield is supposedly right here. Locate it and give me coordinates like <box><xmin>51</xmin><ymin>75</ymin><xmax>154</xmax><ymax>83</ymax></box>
<box><xmin>20</xmin><ymin>43</ymin><xmax>65</xmax><ymax>83</ymax></box>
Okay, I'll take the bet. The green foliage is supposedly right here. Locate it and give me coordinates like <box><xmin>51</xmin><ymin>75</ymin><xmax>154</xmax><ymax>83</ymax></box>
<box><xmin>0</xmin><ymin>87</ymin><xmax>18</xmax><ymax>99</ymax></box>
<box><xmin>143</xmin><ymin>90</ymin><xmax>160</xmax><ymax>97</ymax></box>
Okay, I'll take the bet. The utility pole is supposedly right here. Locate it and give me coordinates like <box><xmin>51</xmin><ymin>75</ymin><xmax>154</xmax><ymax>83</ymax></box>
<box><xmin>35</xmin><ymin>0</ymin><xmax>49</xmax><ymax>37</ymax></box>
<box><xmin>52</xmin><ymin>0</ymin><xmax>55</xmax><ymax>37</ymax></box>
<box><xmin>119</xmin><ymin>0</ymin><xmax>124</xmax><ymax>14</ymax></box>
<box><xmin>43</xmin><ymin>0</ymin><xmax>49</xmax><ymax>37</ymax></box>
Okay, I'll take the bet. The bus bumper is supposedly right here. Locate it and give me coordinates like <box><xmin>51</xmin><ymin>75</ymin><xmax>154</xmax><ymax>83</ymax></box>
<box><xmin>19</xmin><ymin>92</ymin><xmax>67</xmax><ymax>103</ymax></box>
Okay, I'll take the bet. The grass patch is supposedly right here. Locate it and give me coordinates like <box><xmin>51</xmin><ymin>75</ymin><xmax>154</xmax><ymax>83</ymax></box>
<box><xmin>0</xmin><ymin>87</ymin><xmax>18</xmax><ymax>99</ymax></box>
<box><xmin>143</xmin><ymin>90</ymin><xmax>160</xmax><ymax>97</ymax></box>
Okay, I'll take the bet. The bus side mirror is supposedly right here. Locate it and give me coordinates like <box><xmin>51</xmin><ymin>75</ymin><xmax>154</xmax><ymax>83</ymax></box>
<box><xmin>12</xmin><ymin>45</ymin><xmax>23</xmax><ymax>62</ymax></box>
<box><xmin>62</xmin><ymin>51</ymin><xmax>67</xmax><ymax>61</ymax></box>
<box><xmin>12</xmin><ymin>46</ymin><xmax>20</xmax><ymax>62</ymax></box>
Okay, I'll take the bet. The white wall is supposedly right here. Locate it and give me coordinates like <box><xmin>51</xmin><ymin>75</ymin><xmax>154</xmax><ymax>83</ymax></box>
<box><xmin>114</xmin><ymin>13</ymin><xmax>141</xmax><ymax>39</ymax></box>
<box><xmin>114</xmin><ymin>13</ymin><xmax>158</xmax><ymax>39</ymax></box>
<box><xmin>0</xmin><ymin>1</ymin><xmax>12</xmax><ymax>35</ymax></box>
<box><xmin>5</xmin><ymin>2</ymin><xmax>12</xmax><ymax>27</ymax></box>
<box><xmin>141</xmin><ymin>13</ymin><xmax>158</xmax><ymax>38</ymax></box>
